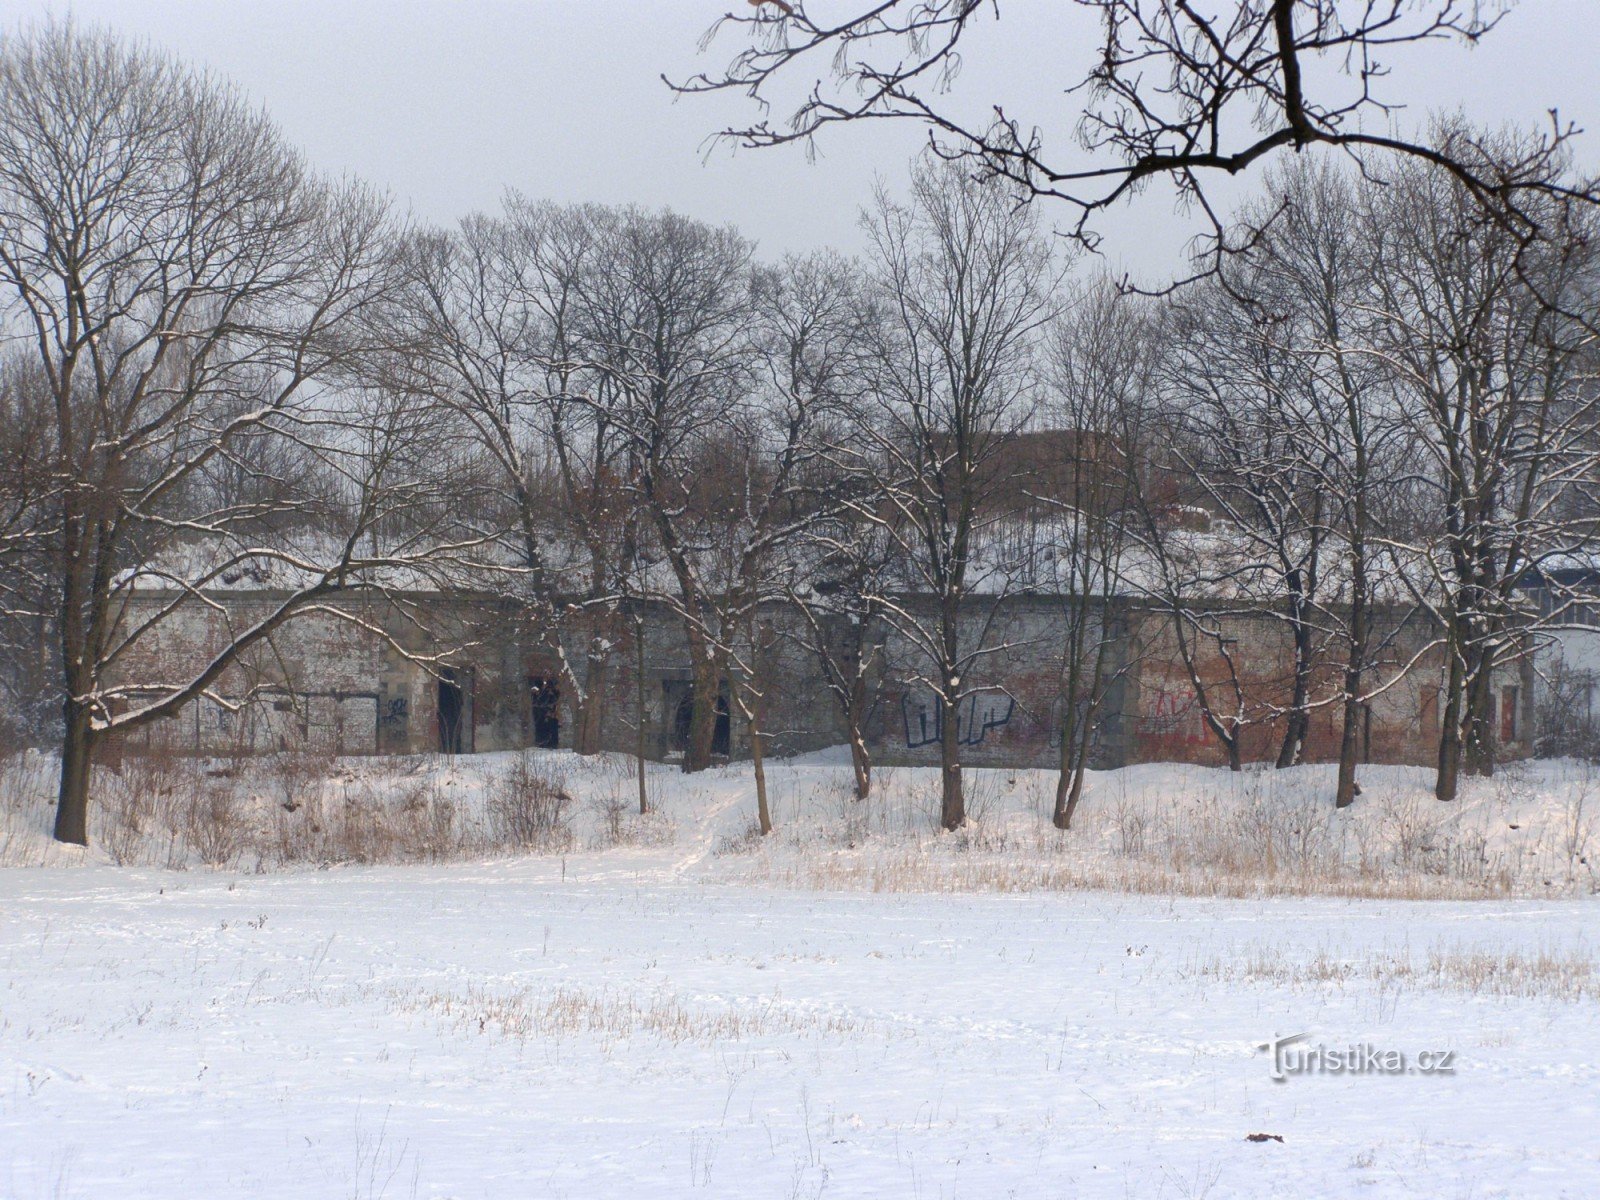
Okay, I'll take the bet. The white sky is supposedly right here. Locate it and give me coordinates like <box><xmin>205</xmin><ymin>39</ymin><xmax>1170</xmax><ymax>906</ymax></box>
<box><xmin>21</xmin><ymin>1</ymin><xmax>1600</xmax><ymax>281</ymax></box>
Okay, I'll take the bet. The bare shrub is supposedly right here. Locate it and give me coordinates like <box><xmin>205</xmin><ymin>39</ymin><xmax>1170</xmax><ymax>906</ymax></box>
<box><xmin>182</xmin><ymin>783</ymin><xmax>245</xmax><ymax>868</ymax></box>
<box><xmin>587</xmin><ymin>783</ymin><xmax>676</xmax><ymax>850</ymax></box>
<box><xmin>1112</xmin><ymin>784</ymin><xmax>1147</xmax><ymax>858</ymax></box>
<box><xmin>962</xmin><ymin>772</ymin><xmax>1001</xmax><ymax>827</ymax></box>
<box><xmin>266</xmin><ymin>744</ymin><xmax>334</xmax><ymax>816</ymax></box>
<box><xmin>0</xmin><ymin>750</ymin><xmax>55</xmax><ymax>816</ymax></box>
<box><xmin>486</xmin><ymin>753</ymin><xmax>573</xmax><ymax>853</ymax></box>
<box><xmin>0</xmin><ymin>751</ymin><xmax>57</xmax><ymax>866</ymax></box>
<box><xmin>99</xmin><ymin>777</ymin><xmax>155</xmax><ymax>867</ymax></box>
<box><xmin>267</xmin><ymin>771</ymin><xmax>471</xmax><ymax>865</ymax></box>
<box><xmin>412</xmin><ymin>779</ymin><xmax>464</xmax><ymax>861</ymax></box>
<box><xmin>1562</xmin><ymin>760</ymin><xmax>1597</xmax><ymax>887</ymax></box>
<box><xmin>591</xmin><ymin>788</ymin><xmax>628</xmax><ymax>848</ymax></box>
<box><xmin>714</xmin><ymin>821</ymin><xmax>766</xmax><ymax>856</ymax></box>
<box><xmin>96</xmin><ymin>746</ymin><xmax>200</xmax><ymax>866</ymax></box>
<box><xmin>836</xmin><ymin>783</ymin><xmax>879</xmax><ymax>848</ymax></box>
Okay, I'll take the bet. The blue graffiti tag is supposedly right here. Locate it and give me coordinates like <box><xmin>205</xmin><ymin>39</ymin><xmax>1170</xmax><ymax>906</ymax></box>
<box><xmin>901</xmin><ymin>691</ymin><xmax>1016</xmax><ymax>748</ymax></box>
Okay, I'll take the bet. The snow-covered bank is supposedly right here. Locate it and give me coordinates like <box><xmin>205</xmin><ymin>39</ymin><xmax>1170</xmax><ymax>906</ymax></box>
<box><xmin>2</xmin><ymin>866</ymin><xmax>1596</xmax><ymax>1198</ymax></box>
<box><xmin>4</xmin><ymin>748</ymin><xmax>1598</xmax><ymax>898</ymax></box>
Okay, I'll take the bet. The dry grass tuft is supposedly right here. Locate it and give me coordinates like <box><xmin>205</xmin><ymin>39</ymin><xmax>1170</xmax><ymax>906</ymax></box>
<box><xmin>403</xmin><ymin>982</ymin><xmax>873</xmax><ymax>1051</ymax></box>
<box><xmin>1185</xmin><ymin>943</ymin><xmax>1600</xmax><ymax>1003</ymax></box>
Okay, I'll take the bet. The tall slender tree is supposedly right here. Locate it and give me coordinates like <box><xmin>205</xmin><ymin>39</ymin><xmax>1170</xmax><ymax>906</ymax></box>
<box><xmin>843</xmin><ymin>160</ymin><xmax>1059</xmax><ymax>830</ymax></box>
<box><xmin>0</xmin><ymin>22</ymin><xmax>443</xmax><ymax>845</ymax></box>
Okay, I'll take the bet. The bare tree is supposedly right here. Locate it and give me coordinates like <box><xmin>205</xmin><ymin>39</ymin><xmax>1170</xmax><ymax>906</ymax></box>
<box><xmin>677</xmin><ymin>1</ymin><xmax>1596</xmax><ymax>285</ymax></box>
<box><xmin>1222</xmin><ymin>158</ymin><xmax>1415</xmax><ymax>807</ymax></box>
<box><xmin>389</xmin><ymin>200</ymin><xmax>633</xmax><ymax>756</ymax></box>
<box><xmin>0</xmin><ymin>358</ymin><xmax>58</xmax><ymax>746</ymax></box>
<box><xmin>578</xmin><ymin>207</ymin><xmax>758</xmax><ymax>774</ymax></box>
<box><xmin>1369</xmin><ymin>136</ymin><xmax>1600</xmax><ymax>800</ymax></box>
<box><xmin>1119</xmin><ymin>441</ymin><xmax>1260</xmax><ymax>773</ymax></box>
<box><xmin>0</xmin><ymin>22</ymin><xmax>445</xmax><ymax>845</ymax></box>
<box><xmin>653</xmin><ymin>251</ymin><xmax>863</xmax><ymax>829</ymax></box>
<box><xmin>788</xmin><ymin>516</ymin><xmax>894</xmax><ymax>801</ymax></box>
<box><xmin>840</xmin><ymin>160</ymin><xmax>1059</xmax><ymax>830</ymax></box>
<box><xmin>1161</xmin><ymin>267</ymin><xmax>1338</xmax><ymax>769</ymax></box>
<box><xmin>1040</xmin><ymin>279</ymin><xmax>1151</xmax><ymax>828</ymax></box>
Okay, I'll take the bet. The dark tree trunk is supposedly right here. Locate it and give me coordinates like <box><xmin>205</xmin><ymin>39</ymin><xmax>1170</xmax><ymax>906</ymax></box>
<box><xmin>682</xmin><ymin>655</ymin><xmax>720</xmax><ymax>774</ymax></box>
<box><xmin>1436</xmin><ymin>643</ymin><xmax>1464</xmax><ymax>802</ymax></box>
<box><xmin>1335</xmin><ymin>498</ymin><xmax>1369</xmax><ymax>809</ymax></box>
<box><xmin>847</xmin><ymin>672</ymin><xmax>872</xmax><ymax>800</ymax></box>
<box><xmin>850</xmin><ymin>743</ymin><xmax>871</xmax><ymax>802</ymax></box>
<box><xmin>1334</xmin><ymin>694</ymin><xmax>1363</xmax><ymax>810</ymax></box>
<box><xmin>1436</xmin><ymin>726</ymin><xmax>1462</xmax><ymax>801</ymax></box>
<box><xmin>1053</xmin><ymin>722</ymin><xmax>1091</xmax><ymax>831</ymax></box>
<box><xmin>1275</xmin><ymin>707</ymin><xmax>1309</xmax><ymax>770</ymax></box>
<box><xmin>749</xmin><ymin>708</ymin><xmax>773</xmax><ymax>835</ymax></box>
<box><xmin>939</xmin><ymin>690</ymin><xmax>964</xmax><ymax>830</ymax></box>
<box><xmin>1463</xmin><ymin>653</ymin><xmax>1496</xmax><ymax>779</ymax></box>
<box><xmin>635</xmin><ymin>618</ymin><xmax>648</xmax><ymax>814</ymax></box>
<box><xmin>1276</xmin><ymin>587</ymin><xmax>1314</xmax><ymax>769</ymax></box>
<box><xmin>573</xmin><ymin>650</ymin><xmax>608</xmax><ymax>756</ymax></box>
<box><xmin>1334</xmin><ymin>590</ymin><xmax>1367</xmax><ymax>810</ymax></box>
<box><xmin>1053</xmin><ymin>676</ymin><xmax>1097</xmax><ymax>830</ymax></box>
<box><xmin>54</xmin><ymin>699</ymin><xmax>94</xmax><ymax>846</ymax></box>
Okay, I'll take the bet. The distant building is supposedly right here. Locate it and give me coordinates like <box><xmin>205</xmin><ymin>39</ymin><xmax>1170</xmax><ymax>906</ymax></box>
<box><xmin>102</xmin><ymin>583</ymin><xmax>1533</xmax><ymax>771</ymax></box>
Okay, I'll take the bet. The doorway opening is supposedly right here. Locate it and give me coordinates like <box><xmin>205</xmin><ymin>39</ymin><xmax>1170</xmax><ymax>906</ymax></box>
<box><xmin>529</xmin><ymin>676</ymin><xmax>561</xmax><ymax>749</ymax></box>
<box><xmin>437</xmin><ymin>667</ymin><xmax>471</xmax><ymax>754</ymax></box>
<box><xmin>663</xmin><ymin>679</ymin><xmax>730</xmax><ymax>758</ymax></box>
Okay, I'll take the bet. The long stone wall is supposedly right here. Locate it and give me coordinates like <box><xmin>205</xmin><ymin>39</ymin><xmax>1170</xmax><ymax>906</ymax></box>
<box><xmin>105</xmin><ymin>588</ymin><xmax>1534</xmax><ymax>769</ymax></box>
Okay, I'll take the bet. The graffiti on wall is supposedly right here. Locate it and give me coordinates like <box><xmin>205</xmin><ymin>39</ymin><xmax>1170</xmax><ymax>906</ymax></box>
<box><xmin>901</xmin><ymin>691</ymin><xmax>1016</xmax><ymax>749</ymax></box>
<box><xmin>1140</xmin><ymin>688</ymin><xmax>1205</xmax><ymax>745</ymax></box>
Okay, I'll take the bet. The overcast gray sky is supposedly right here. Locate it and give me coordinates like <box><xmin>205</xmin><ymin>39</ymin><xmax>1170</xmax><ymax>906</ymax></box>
<box><xmin>22</xmin><ymin>1</ymin><xmax>1600</xmax><ymax>279</ymax></box>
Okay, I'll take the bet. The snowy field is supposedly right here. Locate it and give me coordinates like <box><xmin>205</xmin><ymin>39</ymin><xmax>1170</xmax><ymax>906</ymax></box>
<box><xmin>2</xmin><ymin>751</ymin><xmax>1598</xmax><ymax>1197</ymax></box>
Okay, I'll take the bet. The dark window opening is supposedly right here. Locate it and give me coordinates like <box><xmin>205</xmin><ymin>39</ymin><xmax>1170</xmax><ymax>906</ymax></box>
<box><xmin>529</xmin><ymin>676</ymin><xmax>561</xmax><ymax>749</ymax></box>
<box><xmin>437</xmin><ymin>667</ymin><xmax>467</xmax><ymax>755</ymax></box>
<box><xmin>713</xmin><ymin>692</ymin><xmax>731</xmax><ymax>758</ymax></box>
<box><xmin>663</xmin><ymin>680</ymin><xmax>731</xmax><ymax>758</ymax></box>
<box><xmin>666</xmin><ymin>681</ymin><xmax>693</xmax><ymax>754</ymax></box>
<box><xmin>1501</xmin><ymin>686</ymin><xmax>1520</xmax><ymax>744</ymax></box>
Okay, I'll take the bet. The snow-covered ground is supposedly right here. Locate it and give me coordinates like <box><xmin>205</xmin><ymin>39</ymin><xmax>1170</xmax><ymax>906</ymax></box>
<box><xmin>2</xmin><ymin>751</ymin><xmax>1598</xmax><ymax>1197</ymax></box>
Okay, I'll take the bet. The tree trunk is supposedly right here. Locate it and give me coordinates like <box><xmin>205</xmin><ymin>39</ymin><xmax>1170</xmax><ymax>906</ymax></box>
<box><xmin>1463</xmin><ymin>652</ymin><xmax>1496</xmax><ymax>779</ymax></box>
<box><xmin>1436</xmin><ymin>727</ymin><xmax>1462</xmax><ymax>802</ymax></box>
<box><xmin>1334</xmin><ymin>695</ymin><xmax>1363</xmax><ymax>810</ymax></box>
<box><xmin>1053</xmin><ymin>717</ymin><xmax>1091</xmax><ymax>831</ymax></box>
<box><xmin>573</xmin><ymin>649</ymin><xmax>608</xmax><ymax>756</ymax></box>
<box><xmin>939</xmin><ymin>691</ymin><xmax>964</xmax><ymax>831</ymax></box>
<box><xmin>635</xmin><ymin>619</ymin><xmax>648</xmax><ymax>815</ymax></box>
<box><xmin>1053</xmin><ymin>691</ymin><xmax>1086</xmax><ymax>829</ymax></box>
<box><xmin>847</xmin><ymin>675</ymin><xmax>872</xmax><ymax>800</ymax></box>
<box><xmin>1276</xmin><ymin>590</ymin><xmax>1313</xmax><ymax>768</ymax></box>
<box><xmin>682</xmin><ymin>655</ymin><xmax>720</xmax><ymax>774</ymax></box>
<box><xmin>54</xmin><ymin>699</ymin><xmax>94</xmax><ymax>846</ymax></box>
<box><xmin>749</xmin><ymin>708</ymin><xmax>773</xmax><ymax>836</ymax></box>
<box><xmin>1334</xmin><ymin>603</ymin><xmax>1367</xmax><ymax>810</ymax></box>
<box><xmin>1275</xmin><ymin>708</ymin><xmax>1308</xmax><ymax>770</ymax></box>
<box><xmin>1335</xmin><ymin>516</ymin><xmax>1368</xmax><ymax>808</ymax></box>
<box><xmin>849</xmin><ymin>735</ymin><xmax>871</xmax><ymax>801</ymax></box>
<box><xmin>1436</xmin><ymin>646</ymin><xmax>1464</xmax><ymax>802</ymax></box>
